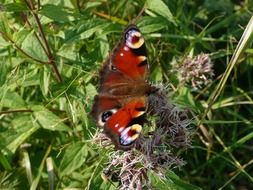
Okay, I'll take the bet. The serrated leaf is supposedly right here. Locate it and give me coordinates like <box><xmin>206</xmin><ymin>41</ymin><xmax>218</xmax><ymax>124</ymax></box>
<box><xmin>146</xmin><ymin>0</ymin><xmax>176</xmax><ymax>25</ymax></box>
<box><xmin>39</xmin><ymin>4</ymin><xmax>76</xmax><ymax>22</ymax></box>
<box><xmin>4</xmin><ymin>3</ymin><xmax>28</xmax><ymax>12</ymax></box>
<box><xmin>57</xmin><ymin>44</ymin><xmax>80</xmax><ymax>62</ymax></box>
<box><xmin>3</xmin><ymin>116</ymin><xmax>40</xmax><ymax>154</ymax></box>
<box><xmin>20</xmin><ymin>30</ymin><xmax>48</xmax><ymax>62</ymax></box>
<box><xmin>13</xmin><ymin>28</ymin><xmax>31</xmax><ymax>45</ymax></box>
<box><xmin>32</xmin><ymin>105</ymin><xmax>70</xmax><ymax>131</ymax></box>
<box><xmin>64</xmin><ymin>20</ymin><xmax>109</xmax><ymax>43</ymax></box>
<box><xmin>59</xmin><ymin>142</ymin><xmax>88</xmax><ymax>177</ymax></box>
<box><xmin>0</xmin><ymin>90</ymin><xmax>26</xmax><ymax>109</ymax></box>
<box><xmin>137</xmin><ymin>16</ymin><xmax>169</xmax><ymax>33</ymax></box>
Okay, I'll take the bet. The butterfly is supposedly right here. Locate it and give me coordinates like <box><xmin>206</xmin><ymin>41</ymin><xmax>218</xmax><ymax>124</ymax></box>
<box><xmin>91</xmin><ymin>24</ymin><xmax>153</xmax><ymax>150</ymax></box>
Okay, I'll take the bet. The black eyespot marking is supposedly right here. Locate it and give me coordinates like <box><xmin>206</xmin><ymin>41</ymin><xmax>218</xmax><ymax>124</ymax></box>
<box><xmin>138</xmin><ymin>60</ymin><xmax>148</xmax><ymax>67</ymax></box>
<box><xmin>132</xmin><ymin>44</ymin><xmax>146</xmax><ymax>56</ymax></box>
<box><xmin>127</xmin><ymin>115</ymin><xmax>145</xmax><ymax>127</ymax></box>
<box><xmin>110</xmin><ymin>65</ymin><xmax>117</xmax><ymax>71</ymax></box>
<box><xmin>102</xmin><ymin>111</ymin><xmax>113</xmax><ymax>122</ymax></box>
<box><xmin>135</xmin><ymin>107</ymin><xmax>146</xmax><ymax>112</ymax></box>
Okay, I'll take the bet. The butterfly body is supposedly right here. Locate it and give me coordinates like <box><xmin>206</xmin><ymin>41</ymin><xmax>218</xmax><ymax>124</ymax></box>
<box><xmin>91</xmin><ymin>24</ymin><xmax>151</xmax><ymax>149</ymax></box>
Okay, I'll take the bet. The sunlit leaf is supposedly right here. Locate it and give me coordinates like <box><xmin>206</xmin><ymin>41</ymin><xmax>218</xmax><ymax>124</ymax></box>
<box><xmin>0</xmin><ymin>61</ymin><xmax>7</xmax><ymax>87</ymax></box>
<box><xmin>146</xmin><ymin>0</ymin><xmax>176</xmax><ymax>25</ymax></box>
<box><xmin>0</xmin><ymin>91</ymin><xmax>26</xmax><ymax>109</ymax></box>
<box><xmin>4</xmin><ymin>3</ymin><xmax>28</xmax><ymax>12</ymax></box>
<box><xmin>137</xmin><ymin>16</ymin><xmax>169</xmax><ymax>33</ymax></box>
<box><xmin>64</xmin><ymin>19</ymin><xmax>110</xmax><ymax>43</ymax></box>
<box><xmin>59</xmin><ymin>142</ymin><xmax>88</xmax><ymax>177</ymax></box>
<box><xmin>18</xmin><ymin>30</ymin><xmax>48</xmax><ymax>62</ymax></box>
<box><xmin>3</xmin><ymin>116</ymin><xmax>40</xmax><ymax>154</ymax></box>
<box><xmin>32</xmin><ymin>105</ymin><xmax>70</xmax><ymax>131</ymax></box>
<box><xmin>39</xmin><ymin>4</ymin><xmax>76</xmax><ymax>22</ymax></box>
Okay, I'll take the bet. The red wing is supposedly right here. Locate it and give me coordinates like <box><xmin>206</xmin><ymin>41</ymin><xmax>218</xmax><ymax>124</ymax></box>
<box><xmin>91</xmin><ymin>25</ymin><xmax>150</xmax><ymax>150</ymax></box>
<box><xmin>100</xmin><ymin>24</ymin><xmax>149</xmax><ymax>87</ymax></box>
<box><xmin>104</xmin><ymin>98</ymin><xmax>146</xmax><ymax>149</ymax></box>
<box><xmin>91</xmin><ymin>94</ymin><xmax>147</xmax><ymax>149</ymax></box>
<box><xmin>91</xmin><ymin>95</ymin><xmax>121</xmax><ymax>127</ymax></box>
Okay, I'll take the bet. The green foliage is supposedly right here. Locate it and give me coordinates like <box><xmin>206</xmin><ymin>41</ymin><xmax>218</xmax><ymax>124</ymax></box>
<box><xmin>0</xmin><ymin>0</ymin><xmax>253</xmax><ymax>189</ymax></box>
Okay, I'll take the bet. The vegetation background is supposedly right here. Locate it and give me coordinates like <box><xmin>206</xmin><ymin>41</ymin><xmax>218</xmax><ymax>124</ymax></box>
<box><xmin>0</xmin><ymin>0</ymin><xmax>253</xmax><ymax>189</ymax></box>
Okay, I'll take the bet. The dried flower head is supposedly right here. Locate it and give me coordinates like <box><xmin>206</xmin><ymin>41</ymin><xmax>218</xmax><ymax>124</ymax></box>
<box><xmin>93</xmin><ymin>85</ymin><xmax>191</xmax><ymax>189</ymax></box>
<box><xmin>178</xmin><ymin>53</ymin><xmax>214</xmax><ymax>89</ymax></box>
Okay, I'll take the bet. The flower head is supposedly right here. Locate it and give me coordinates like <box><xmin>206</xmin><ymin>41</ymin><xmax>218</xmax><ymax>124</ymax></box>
<box><xmin>178</xmin><ymin>53</ymin><xmax>214</xmax><ymax>89</ymax></box>
<box><xmin>93</xmin><ymin>85</ymin><xmax>191</xmax><ymax>189</ymax></box>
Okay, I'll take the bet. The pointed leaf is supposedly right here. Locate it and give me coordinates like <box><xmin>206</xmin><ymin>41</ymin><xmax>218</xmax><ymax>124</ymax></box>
<box><xmin>19</xmin><ymin>30</ymin><xmax>48</xmax><ymax>62</ymax></box>
<box><xmin>3</xmin><ymin>116</ymin><xmax>40</xmax><ymax>154</ymax></box>
<box><xmin>59</xmin><ymin>142</ymin><xmax>88</xmax><ymax>177</ymax></box>
<box><xmin>146</xmin><ymin>0</ymin><xmax>176</xmax><ymax>25</ymax></box>
<box><xmin>32</xmin><ymin>105</ymin><xmax>70</xmax><ymax>131</ymax></box>
<box><xmin>39</xmin><ymin>4</ymin><xmax>76</xmax><ymax>23</ymax></box>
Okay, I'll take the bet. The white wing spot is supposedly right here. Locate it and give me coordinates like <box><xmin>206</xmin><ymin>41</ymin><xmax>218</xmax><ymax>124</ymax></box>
<box><xmin>123</xmin><ymin>46</ymin><xmax>129</xmax><ymax>51</ymax></box>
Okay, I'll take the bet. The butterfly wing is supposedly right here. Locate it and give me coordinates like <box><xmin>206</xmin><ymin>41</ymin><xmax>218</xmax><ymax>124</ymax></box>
<box><xmin>91</xmin><ymin>25</ymin><xmax>150</xmax><ymax>149</ymax></box>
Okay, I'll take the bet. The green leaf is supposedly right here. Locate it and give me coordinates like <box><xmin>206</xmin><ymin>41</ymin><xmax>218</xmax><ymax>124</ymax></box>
<box><xmin>146</xmin><ymin>0</ymin><xmax>176</xmax><ymax>25</ymax></box>
<box><xmin>64</xmin><ymin>20</ymin><xmax>110</xmax><ymax>43</ymax></box>
<box><xmin>0</xmin><ymin>90</ymin><xmax>26</xmax><ymax>109</ymax></box>
<box><xmin>3</xmin><ymin>116</ymin><xmax>40</xmax><ymax>154</ymax></box>
<box><xmin>13</xmin><ymin>28</ymin><xmax>31</xmax><ymax>46</ymax></box>
<box><xmin>174</xmin><ymin>87</ymin><xmax>196</xmax><ymax>108</ymax></box>
<box><xmin>99</xmin><ymin>35</ymin><xmax>109</xmax><ymax>60</ymax></box>
<box><xmin>0</xmin><ymin>151</ymin><xmax>11</xmax><ymax>170</ymax></box>
<box><xmin>4</xmin><ymin>3</ymin><xmax>28</xmax><ymax>12</ymax></box>
<box><xmin>16</xmin><ymin>68</ymin><xmax>41</xmax><ymax>87</ymax></box>
<box><xmin>151</xmin><ymin>65</ymin><xmax>163</xmax><ymax>81</ymax></box>
<box><xmin>57</xmin><ymin>44</ymin><xmax>80</xmax><ymax>62</ymax></box>
<box><xmin>59</xmin><ymin>142</ymin><xmax>88</xmax><ymax>177</ymax></box>
<box><xmin>32</xmin><ymin>105</ymin><xmax>70</xmax><ymax>131</ymax></box>
<box><xmin>166</xmin><ymin>171</ymin><xmax>202</xmax><ymax>190</ymax></box>
<box><xmin>84</xmin><ymin>2</ymin><xmax>102</xmax><ymax>10</ymax></box>
<box><xmin>0</xmin><ymin>15</ymin><xmax>13</xmax><ymax>47</ymax></box>
<box><xmin>0</xmin><ymin>61</ymin><xmax>7</xmax><ymax>87</ymax></box>
<box><xmin>137</xmin><ymin>16</ymin><xmax>169</xmax><ymax>33</ymax></box>
<box><xmin>149</xmin><ymin>170</ymin><xmax>201</xmax><ymax>190</ymax></box>
<box><xmin>39</xmin><ymin>66</ymin><xmax>50</xmax><ymax>97</ymax></box>
<box><xmin>16</xmin><ymin>30</ymin><xmax>48</xmax><ymax>62</ymax></box>
<box><xmin>39</xmin><ymin>4</ymin><xmax>76</xmax><ymax>23</ymax></box>
<box><xmin>85</xmin><ymin>83</ymin><xmax>97</xmax><ymax>99</ymax></box>
<box><xmin>149</xmin><ymin>170</ymin><xmax>178</xmax><ymax>189</ymax></box>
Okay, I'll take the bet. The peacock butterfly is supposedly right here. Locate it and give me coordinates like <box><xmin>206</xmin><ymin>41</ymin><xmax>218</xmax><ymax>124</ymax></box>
<box><xmin>91</xmin><ymin>24</ymin><xmax>153</xmax><ymax>150</ymax></box>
